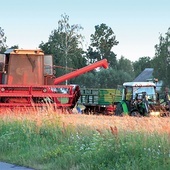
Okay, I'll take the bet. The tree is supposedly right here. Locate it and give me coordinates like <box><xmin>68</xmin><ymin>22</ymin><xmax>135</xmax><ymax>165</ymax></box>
<box><xmin>73</xmin><ymin>72</ymin><xmax>96</xmax><ymax>88</ymax></box>
<box><xmin>39</xmin><ymin>14</ymin><xmax>86</xmax><ymax>84</ymax></box>
<box><xmin>0</xmin><ymin>27</ymin><xmax>7</xmax><ymax>53</ymax></box>
<box><xmin>133</xmin><ymin>56</ymin><xmax>152</xmax><ymax>77</ymax></box>
<box><xmin>117</xmin><ymin>56</ymin><xmax>135</xmax><ymax>80</ymax></box>
<box><xmin>95</xmin><ymin>68</ymin><xmax>132</xmax><ymax>88</ymax></box>
<box><xmin>57</xmin><ymin>14</ymin><xmax>85</xmax><ymax>74</ymax></box>
<box><xmin>74</xmin><ymin>67</ymin><xmax>133</xmax><ymax>88</ymax></box>
<box><xmin>87</xmin><ymin>23</ymin><xmax>118</xmax><ymax>67</ymax></box>
<box><xmin>152</xmin><ymin>28</ymin><xmax>170</xmax><ymax>87</ymax></box>
<box><xmin>9</xmin><ymin>45</ymin><xmax>19</xmax><ymax>49</ymax></box>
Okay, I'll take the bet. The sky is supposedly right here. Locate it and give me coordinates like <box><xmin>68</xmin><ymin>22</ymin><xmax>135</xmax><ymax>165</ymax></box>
<box><xmin>0</xmin><ymin>0</ymin><xmax>170</xmax><ymax>61</ymax></box>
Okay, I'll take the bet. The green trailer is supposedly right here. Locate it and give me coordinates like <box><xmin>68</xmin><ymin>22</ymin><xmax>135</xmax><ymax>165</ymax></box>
<box><xmin>78</xmin><ymin>88</ymin><xmax>122</xmax><ymax>114</ymax></box>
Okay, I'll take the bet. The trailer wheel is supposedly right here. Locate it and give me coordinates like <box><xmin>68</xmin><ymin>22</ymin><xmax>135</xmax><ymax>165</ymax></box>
<box><xmin>115</xmin><ymin>103</ymin><xmax>123</xmax><ymax>116</ymax></box>
<box><xmin>84</xmin><ymin>106</ymin><xmax>94</xmax><ymax>114</ymax></box>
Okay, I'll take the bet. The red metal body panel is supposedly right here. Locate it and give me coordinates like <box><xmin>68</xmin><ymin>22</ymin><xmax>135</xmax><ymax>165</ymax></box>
<box><xmin>0</xmin><ymin>84</ymin><xmax>80</xmax><ymax>110</ymax></box>
<box><xmin>54</xmin><ymin>59</ymin><xmax>108</xmax><ymax>85</ymax></box>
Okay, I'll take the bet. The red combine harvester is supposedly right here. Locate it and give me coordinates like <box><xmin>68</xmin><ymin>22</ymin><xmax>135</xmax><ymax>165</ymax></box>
<box><xmin>0</xmin><ymin>49</ymin><xmax>108</xmax><ymax>112</ymax></box>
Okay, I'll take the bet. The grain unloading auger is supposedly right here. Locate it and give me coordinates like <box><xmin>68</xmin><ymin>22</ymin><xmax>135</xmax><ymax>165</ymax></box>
<box><xmin>0</xmin><ymin>49</ymin><xmax>108</xmax><ymax>112</ymax></box>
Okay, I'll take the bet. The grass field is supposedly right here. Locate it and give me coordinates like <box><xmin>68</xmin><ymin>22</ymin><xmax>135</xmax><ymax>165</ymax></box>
<box><xmin>0</xmin><ymin>108</ymin><xmax>170</xmax><ymax>170</ymax></box>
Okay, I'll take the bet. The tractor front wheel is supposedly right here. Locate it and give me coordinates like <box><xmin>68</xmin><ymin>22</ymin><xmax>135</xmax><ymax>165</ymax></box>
<box><xmin>130</xmin><ymin>110</ymin><xmax>141</xmax><ymax>117</ymax></box>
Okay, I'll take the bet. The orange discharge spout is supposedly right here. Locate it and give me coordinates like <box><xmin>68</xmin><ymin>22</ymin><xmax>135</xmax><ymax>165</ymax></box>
<box><xmin>54</xmin><ymin>59</ymin><xmax>108</xmax><ymax>85</ymax></box>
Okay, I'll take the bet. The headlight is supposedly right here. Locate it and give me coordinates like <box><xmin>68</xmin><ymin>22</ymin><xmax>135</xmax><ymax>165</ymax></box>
<box><xmin>42</xmin><ymin>88</ymin><xmax>47</xmax><ymax>93</ymax></box>
<box><xmin>1</xmin><ymin>88</ymin><xmax>5</xmax><ymax>92</ymax></box>
<box><xmin>150</xmin><ymin>111</ymin><xmax>160</xmax><ymax>116</ymax></box>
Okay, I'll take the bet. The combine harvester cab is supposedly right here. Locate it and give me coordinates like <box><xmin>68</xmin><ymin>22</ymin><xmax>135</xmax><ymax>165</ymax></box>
<box><xmin>0</xmin><ymin>49</ymin><xmax>108</xmax><ymax>112</ymax></box>
<box><xmin>115</xmin><ymin>82</ymin><xmax>170</xmax><ymax>117</ymax></box>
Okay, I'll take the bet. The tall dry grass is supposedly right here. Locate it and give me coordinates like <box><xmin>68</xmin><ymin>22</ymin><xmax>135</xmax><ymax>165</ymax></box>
<box><xmin>0</xmin><ymin>108</ymin><xmax>170</xmax><ymax>134</ymax></box>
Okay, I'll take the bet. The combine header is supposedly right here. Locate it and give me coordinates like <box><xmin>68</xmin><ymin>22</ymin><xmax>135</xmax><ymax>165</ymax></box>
<box><xmin>0</xmin><ymin>49</ymin><xmax>108</xmax><ymax>112</ymax></box>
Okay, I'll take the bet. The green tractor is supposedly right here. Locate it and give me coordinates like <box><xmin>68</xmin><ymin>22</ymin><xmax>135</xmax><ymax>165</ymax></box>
<box><xmin>115</xmin><ymin>82</ymin><xmax>169</xmax><ymax>116</ymax></box>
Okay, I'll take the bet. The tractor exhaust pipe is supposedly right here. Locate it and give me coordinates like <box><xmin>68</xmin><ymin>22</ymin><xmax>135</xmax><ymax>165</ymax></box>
<box><xmin>54</xmin><ymin>59</ymin><xmax>108</xmax><ymax>85</ymax></box>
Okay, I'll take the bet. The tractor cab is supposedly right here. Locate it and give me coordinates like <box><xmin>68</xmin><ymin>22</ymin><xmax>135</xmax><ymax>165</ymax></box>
<box><xmin>122</xmin><ymin>82</ymin><xmax>157</xmax><ymax>103</ymax></box>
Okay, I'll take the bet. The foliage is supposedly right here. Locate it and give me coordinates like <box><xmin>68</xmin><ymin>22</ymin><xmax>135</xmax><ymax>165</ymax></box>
<box><xmin>117</xmin><ymin>56</ymin><xmax>135</xmax><ymax>79</ymax></box>
<box><xmin>74</xmin><ymin>68</ymin><xmax>134</xmax><ymax>88</ymax></box>
<box><xmin>72</xmin><ymin>71</ymin><xmax>96</xmax><ymax>87</ymax></box>
<box><xmin>94</xmin><ymin>68</ymin><xmax>133</xmax><ymax>88</ymax></box>
<box><xmin>152</xmin><ymin>28</ymin><xmax>170</xmax><ymax>87</ymax></box>
<box><xmin>87</xmin><ymin>23</ymin><xmax>118</xmax><ymax>66</ymax></box>
<box><xmin>0</xmin><ymin>27</ymin><xmax>7</xmax><ymax>53</ymax></box>
<box><xmin>0</xmin><ymin>118</ymin><xmax>170</xmax><ymax>170</ymax></box>
<box><xmin>39</xmin><ymin>14</ymin><xmax>86</xmax><ymax>82</ymax></box>
<box><xmin>39</xmin><ymin>20</ymin><xmax>122</xmax><ymax>87</ymax></box>
<box><xmin>133</xmin><ymin>56</ymin><xmax>152</xmax><ymax>77</ymax></box>
<box><xmin>9</xmin><ymin>45</ymin><xmax>19</xmax><ymax>49</ymax></box>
